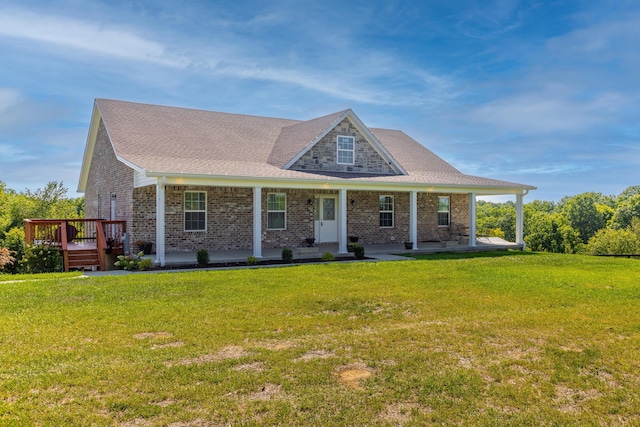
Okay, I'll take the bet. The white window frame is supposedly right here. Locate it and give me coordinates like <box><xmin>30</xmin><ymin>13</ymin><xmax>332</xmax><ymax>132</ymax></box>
<box><xmin>379</xmin><ymin>195</ymin><xmax>394</xmax><ymax>228</ymax></box>
<box><xmin>267</xmin><ymin>193</ymin><xmax>287</xmax><ymax>230</ymax></box>
<box><xmin>438</xmin><ymin>196</ymin><xmax>450</xmax><ymax>227</ymax></box>
<box><xmin>184</xmin><ymin>191</ymin><xmax>207</xmax><ymax>232</ymax></box>
<box><xmin>337</xmin><ymin>135</ymin><xmax>355</xmax><ymax>165</ymax></box>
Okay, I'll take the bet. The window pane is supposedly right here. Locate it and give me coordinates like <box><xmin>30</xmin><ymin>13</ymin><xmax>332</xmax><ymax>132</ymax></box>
<box><xmin>268</xmin><ymin>212</ymin><xmax>285</xmax><ymax>229</ymax></box>
<box><xmin>323</xmin><ymin>198</ymin><xmax>335</xmax><ymax>220</ymax></box>
<box><xmin>380</xmin><ymin>212</ymin><xmax>393</xmax><ymax>227</ymax></box>
<box><xmin>338</xmin><ymin>136</ymin><xmax>354</xmax><ymax>150</ymax></box>
<box><xmin>438</xmin><ymin>212</ymin><xmax>450</xmax><ymax>227</ymax></box>
<box><xmin>185</xmin><ymin>212</ymin><xmax>206</xmax><ymax>231</ymax></box>
<box><xmin>268</xmin><ymin>193</ymin><xmax>286</xmax><ymax>211</ymax></box>
<box><xmin>438</xmin><ymin>197</ymin><xmax>449</xmax><ymax>212</ymax></box>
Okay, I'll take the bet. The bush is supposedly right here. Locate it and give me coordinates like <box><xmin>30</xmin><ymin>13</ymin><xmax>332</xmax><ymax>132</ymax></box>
<box><xmin>246</xmin><ymin>256</ymin><xmax>259</xmax><ymax>265</ymax></box>
<box><xmin>20</xmin><ymin>244</ymin><xmax>63</xmax><ymax>273</ymax></box>
<box><xmin>586</xmin><ymin>228</ymin><xmax>640</xmax><ymax>255</ymax></box>
<box><xmin>321</xmin><ymin>252</ymin><xmax>335</xmax><ymax>262</ymax></box>
<box><xmin>0</xmin><ymin>247</ymin><xmax>16</xmax><ymax>271</ymax></box>
<box><xmin>281</xmin><ymin>248</ymin><xmax>293</xmax><ymax>263</ymax></box>
<box><xmin>352</xmin><ymin>243</ymin><xmax>365</xmax><ymax>260</ymax></box>
<box><xmin>197</xmin><ymin>249</ymin><xmax>210</xmax><ymax>266</ymax></box>
<box><xmin>2</xmin><ymin>227</ymin><xmax>26</xmax><ymax>273</ymax></box>
<box><xmin>114</xmin><ymin>251</ymin><xmax>148</xmax><ymax>271</ymax></box>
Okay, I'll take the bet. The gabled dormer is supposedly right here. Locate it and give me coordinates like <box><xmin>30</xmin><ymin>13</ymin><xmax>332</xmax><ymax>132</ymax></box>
<box><xmin>268</xmin><ymin>109</ymin><xmax>406</xmax><ymax>176</ymax></box>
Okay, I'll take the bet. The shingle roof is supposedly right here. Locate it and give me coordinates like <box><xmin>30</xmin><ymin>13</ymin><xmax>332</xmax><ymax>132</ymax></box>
<box><xmin>93</xmin><ymin>98</ymin><xmax>535</xmax><ymax>191</ymax></box>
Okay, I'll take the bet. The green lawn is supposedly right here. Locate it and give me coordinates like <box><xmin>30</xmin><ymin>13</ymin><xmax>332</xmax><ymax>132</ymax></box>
<box><xmin>1</xmin><ymin>253</ymin><xmax>639</xmax><ymax>426</ymax></box>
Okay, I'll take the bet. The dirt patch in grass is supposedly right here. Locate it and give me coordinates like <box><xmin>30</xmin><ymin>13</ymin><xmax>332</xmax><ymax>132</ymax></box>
<box><xmin>334</xmin><ymin>363</ymin><xmax>374</xmax><ymax>390</ymax></box>
<box><xmin>248</xmin><ymin>383</ymin><xmax>284</xmax><ymax>401</ymax></box>
<box><xmin>258</xmin><ymin>340</ymin><xmax>297</xmax><ymax>351</ymax></box>
<box><xmin>555</xmin><ymin>384</ymin><xmax>602</xmax><ymax>412</ymax></box>
<box><xmin>165</xmin><ymin>345</ymin><xmax>251</xmax><ymax>367</ymax></box>
<box><xmin>166</xmin><ymin>420</ymin><xmax>215</xmax><ymax>427</ymax></box>
<box><xmin>293</xmin><ymin>349</ymin><xmax>334</xmax><ymax>362</ymax></box>
<box><xmin>379</xmin><ymin>402</ymin><xmax>431</xmax><ymax>425</ymax></box>
<box><xmin>133</xmin><ymin>331</ymin><xmax>173</xmax><ymax>340</ymax></box>
<box><xmin>152</xmin><ymin>398</ymin><xmax>176</xmax><ymax>407</ymax></box>
<box><xmin>234</xmin><ymin>361</ymin><xmax>265</xmax><ymax>372</ymax></box>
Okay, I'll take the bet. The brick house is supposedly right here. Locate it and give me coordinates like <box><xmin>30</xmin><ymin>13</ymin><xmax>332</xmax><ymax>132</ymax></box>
<box><xmin>77</xmin><ymin>99</ymin><xmax>535</xmax><ymax>265</ymax></box>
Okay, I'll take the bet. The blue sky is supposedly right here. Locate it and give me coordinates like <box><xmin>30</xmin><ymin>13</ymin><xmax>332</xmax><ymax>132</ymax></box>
<box><xmin>0</xmin><ymin>0</ymin><xmax>638</xmax><ymax>202</ymax></box>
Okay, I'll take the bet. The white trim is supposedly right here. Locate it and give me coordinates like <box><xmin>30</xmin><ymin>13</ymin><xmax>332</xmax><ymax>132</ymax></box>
<box><xmin>184</xmin><ymin>191</ymin><xmax>207</xmax><ymax>232</ymax></box>
<box><xmin>516</xmin><ymin>193</ymin><xmax>524</xmax><ymax>245</ymax></box>
<box><xmin>379</xmin><ymin>195</ymin><xmax>394</xmax><ymax>228</ymax></box>
<box><xmin>133</xmin><ymin>170</ymin><xmax>156</xmax><ymax>188</ymax></box>
<box><xmin>266</xmin><ymin>192</ymin><xmax>287</xmax><ymax>230</ymax></box>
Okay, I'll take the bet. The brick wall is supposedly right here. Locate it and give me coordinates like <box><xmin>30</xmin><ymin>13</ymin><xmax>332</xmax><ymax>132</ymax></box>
<box><xmin>84</xmin><ymin>120</ymin><xmax>134</xmax><ymax>230</ymax></box>
<box><xmin>291</xmin><ymin>118</ymin><xmax>398</xmax><ymax>175</ymax></box>
<box><xmin>417</xmin><ymin>193</ymin><xmax>470</xmax><ymax>241</ymax></box>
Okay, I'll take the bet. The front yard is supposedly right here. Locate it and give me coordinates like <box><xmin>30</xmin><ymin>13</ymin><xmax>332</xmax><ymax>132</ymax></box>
<box><xmin>1</xmin><ymin>253</ymin><xmax>639</xmax><ymax>425</ymax></box>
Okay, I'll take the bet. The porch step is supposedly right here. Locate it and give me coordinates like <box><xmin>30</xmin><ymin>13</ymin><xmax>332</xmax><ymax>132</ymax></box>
<box><xmin>67</xmin><ymin>249</ymin><xmax>100</xmax><ymax>270</ymax></box>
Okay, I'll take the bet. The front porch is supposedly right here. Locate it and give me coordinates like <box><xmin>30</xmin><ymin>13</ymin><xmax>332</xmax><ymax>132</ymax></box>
<box><xmin>146</xmin><ymin>237</ymin><xmax>522</xmax><ymax>267</ymax></box>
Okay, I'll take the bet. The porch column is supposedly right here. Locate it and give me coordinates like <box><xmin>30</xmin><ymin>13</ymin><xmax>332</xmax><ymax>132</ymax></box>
<box><xmin>155</xmin><ymin>178</ymin><xmax>166</xmax><ymax>267</ymax></box>
<box><xmin>469</xmin><ymin>192</ymin><xmax>477</xmax><ymax>247</ymax></box>
<box><xmin>410</xmin><ymin>191</ymin><xmax>418</xmax><ymax>250</ymax></box>
<box><xmin>516</xmin><ymin>193</ymin><xmax>524</xmax><ymax>246</ymax></box>
<box><xmin>338</xmin><ymin>189</ymin><xmax>347</xmax><ymax>254</ymax></box>
<box><xmin>253</xmin><ymin>186</ymin><xmax>262</xmax><ymax>258</ymax></box>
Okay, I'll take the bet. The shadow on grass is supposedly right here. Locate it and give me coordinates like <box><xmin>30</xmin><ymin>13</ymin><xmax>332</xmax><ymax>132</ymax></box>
<box><xmin>404</xmin><ymin>250</ymin><xmax>540</xmax><ymax>261</ymax></box>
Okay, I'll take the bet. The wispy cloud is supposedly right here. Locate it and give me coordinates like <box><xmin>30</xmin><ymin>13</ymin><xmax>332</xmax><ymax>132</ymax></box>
<box><xmin>0</xmin><ymin>8</ymin><xmax>188</xmax><ymax>67</ymax></box>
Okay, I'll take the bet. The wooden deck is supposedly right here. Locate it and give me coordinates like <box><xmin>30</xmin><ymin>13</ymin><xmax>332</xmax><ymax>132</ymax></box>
<box><xmin>24</xmin><ymin>219</ymin><xmax>126</xmax><ymax>271</ymax></box>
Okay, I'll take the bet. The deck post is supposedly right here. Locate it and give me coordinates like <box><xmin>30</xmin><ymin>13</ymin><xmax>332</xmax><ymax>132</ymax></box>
<box><xmin>155</xmin><ymin>178</ymin><xmax>166</xmax><ymax>267</ymax></box>
<box><xmin>338</xmin><ymin>189</ymin><xmax>347</xmax><ymax>254</ymax></box>
<box><xmin>410</xmin><ymin>191</ymin><xmax>418</xmax><ymax>250</ymax></box>
<box><xmin>253</xmin><ymin>186</ymin><xmax>262</xmax><ymax>258</ymax></box>
<box><xmin>469</xmin><ymin>192</ymin><xmax>477</xmax><ymax>247</ymax></box>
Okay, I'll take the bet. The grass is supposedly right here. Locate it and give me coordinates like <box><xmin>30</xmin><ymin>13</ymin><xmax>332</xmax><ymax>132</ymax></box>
<box><xmin>1</xmin><ymin>252</ymin><xmax>639</xmax><ymax>425</ymax></box>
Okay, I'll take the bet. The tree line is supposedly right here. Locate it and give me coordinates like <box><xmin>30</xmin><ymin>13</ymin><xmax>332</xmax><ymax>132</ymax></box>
<box><xmin>477</xmin><ymin>185</ymin><xmax>640</xmax><ymax>254</ymax></box>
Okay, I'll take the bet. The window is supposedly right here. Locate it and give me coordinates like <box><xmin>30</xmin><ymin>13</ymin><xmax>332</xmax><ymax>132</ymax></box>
<box><xmin>337</xmin><ymin>135</ymin><xmax>355</xmax><ymax>165</ymax></box>
<box><xmin>267</xmin><ymin>193</ymin><xmax>286</xmax><ymax>229</ymax></box>
<box><xmin>379</xmin><ymin>195</ymin><xmax>394</xmax><ymax>227</ymax></box>
<box><xmin>185</xmin><ymin>191</ymin><xmax>206</xmax><ymax>231</ymax></box>
<box><xmin>438</xmin><ymin>196</ymin><xmax>450</xmax><ymax>226</ymax></box>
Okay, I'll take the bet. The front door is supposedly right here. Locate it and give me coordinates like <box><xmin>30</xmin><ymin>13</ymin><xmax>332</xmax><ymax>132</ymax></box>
<box><xmin>314</xmin><ymin>196</ymin><xmax>338</xmax><ymax>243</ymax></box>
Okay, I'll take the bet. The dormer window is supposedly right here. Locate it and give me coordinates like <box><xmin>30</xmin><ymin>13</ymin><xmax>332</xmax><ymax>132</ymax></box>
<box><xmin>337</xmin><ymin>135</ymin><xmax>355</xmax><ymax>165</ymax></box>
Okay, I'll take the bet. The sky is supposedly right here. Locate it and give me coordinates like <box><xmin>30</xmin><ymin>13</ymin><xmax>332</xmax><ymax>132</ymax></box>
<box><xmin>0</xmin><ymin>0</ymin><xmax>638</xmax><ymax>202</ymax></box>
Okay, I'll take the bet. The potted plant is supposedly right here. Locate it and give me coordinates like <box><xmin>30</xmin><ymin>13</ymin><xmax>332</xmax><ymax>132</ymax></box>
<box><xmin>305</xmin><ymin>237</ymin><xmax>315</xmax><ymax>247</ymax></box>
<box><xmin>136</xmin><ymin>240</ymin><xmax>153</xmax><ymax>255</ymax></box>
<box><xmin>404</xmin><ymin>241</ymin><xmax>414</xmax><ymax>250</ymax></box>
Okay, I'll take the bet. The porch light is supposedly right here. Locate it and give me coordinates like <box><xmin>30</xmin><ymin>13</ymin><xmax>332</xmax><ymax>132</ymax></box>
<box><xmin>351</xmin><ymin>199</ymin><xmax>355</xmax><ymax>206</ymax></box>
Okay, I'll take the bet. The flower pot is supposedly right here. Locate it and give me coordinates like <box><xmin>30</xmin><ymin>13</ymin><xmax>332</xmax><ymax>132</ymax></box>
<box><xmin>143</xmin><ymin>242</ymin><xmax>153</xmax><ymax>255</ymax></box>
<box><xmin>404</xmin><ymin>242</ymin><xmax>414</xmax><ymax>250</ymax></box>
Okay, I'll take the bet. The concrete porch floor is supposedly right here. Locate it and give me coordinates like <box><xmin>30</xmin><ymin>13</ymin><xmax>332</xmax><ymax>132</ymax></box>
<box><xmin>146</xmin><ymin>237</ymin><xmax>523</xmax><ymax>266</ymax></box>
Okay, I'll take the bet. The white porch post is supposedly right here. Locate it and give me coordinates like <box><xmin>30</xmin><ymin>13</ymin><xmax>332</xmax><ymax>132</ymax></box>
<box><xmin>410</xmin><ymin>191</ymin><xmax>418</xmax><ymax>250</ymax></box>
<box><xmin>338</xmin><ymin>189</ymin><xmax>347</xmax><ymax>254</ymax></box>
<box><xmin>469</xmin><ymin>192</ymin><xmax>477</xmax><ymax>247</ymax></box>
<box><xmin>253</xmin><ymin>186</ymin><xmax>262</xmax><ymax>258</ymax></box>
<box><xmin>516</xmin><ymin>193</ymin><xmax>524</xmax><ymax>245</ymax></box>
<box><xmin>155</xmin><ymin>178</ymin><xmax>166</xmax><ymax>267</ymax></box>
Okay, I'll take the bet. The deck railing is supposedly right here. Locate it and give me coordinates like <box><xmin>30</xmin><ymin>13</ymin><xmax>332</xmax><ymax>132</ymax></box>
<box><xmin>24</xmin><ymin>219</ymin><xmax>127</xmax><ymax>271</ymax></box>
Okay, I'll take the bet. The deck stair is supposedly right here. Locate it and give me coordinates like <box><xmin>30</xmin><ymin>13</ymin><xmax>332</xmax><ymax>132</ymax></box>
<box><xmin>67</xmin><ymin>248</ymin><xmax>101</xmax><ymax>271</ymax></box>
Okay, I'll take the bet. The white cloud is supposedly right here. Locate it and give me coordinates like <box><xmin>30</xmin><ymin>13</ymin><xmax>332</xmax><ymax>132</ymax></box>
<box><xmin>0</xmin><ymin>8</ymin><xmax>188</xmax><ymax>67</ymax></box>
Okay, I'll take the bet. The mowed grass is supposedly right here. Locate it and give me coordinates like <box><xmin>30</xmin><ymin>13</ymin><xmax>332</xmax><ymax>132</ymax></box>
<box><xmin>1</xmin><ymin>253</ymin><xmax>640</xmax><ymax>426</ymax></box>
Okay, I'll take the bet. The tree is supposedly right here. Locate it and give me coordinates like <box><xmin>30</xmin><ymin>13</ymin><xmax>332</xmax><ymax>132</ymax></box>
<box><xmin>559</xmin><ymin>192</ymin><xmax>611</xmax><ymax>243</ymax></box>
<box><xmin>610</xmin><ymin>194</ymin><xmax>640</xmax><ymax>229</ymax></box>
<box><xmin>525</xmin><ymin>212</ymin><xmax>582</xmax><ymax>253</ymax></box>
<box><xmin>586</xmin><ymin>228</ymin><xmax>640</xmax><ymax>255</ymax></box>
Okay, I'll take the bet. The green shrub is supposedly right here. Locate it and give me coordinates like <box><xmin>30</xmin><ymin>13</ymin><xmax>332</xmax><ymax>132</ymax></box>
<box><xmin>197</xmin><ymin>249</ymin><xmax>210</xmax><ymax>266</ymax></box>
<box><xmin>352</xmin><ymin>243</ymin><xmax>365</xmax><ymax>260</ymax></box>
<box><xmin>2</xmin><ymin>227</ymin><xmax>26</xmax><ymax>273</ymax></box>
<box><xmin>246</xmin><ymin>256</ymin><xmax>259</xmax><ymax>265</ymax></box>
<box><xmin>321</xmin><ymin>252</ymin><xmax>335</xmax><ymax>262</ymax></box>
<box><xmin>282</xmin><ymin>248</ymin><xmax>293</xmax><ymax>263</ymax></box>
<box><xmin>138</xmin><ymin>258</ymin><xmax>154</xmax><ymax>271</ymax></box>
<box><xmin>20</xmin><ymin>244</ymin><xmax>63</xmax><ymax>273</ymax></box>
<box><xmin>114</xmin><ymin>251</ymin><xmax>147</xmax><ymax>271</ymax></box>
